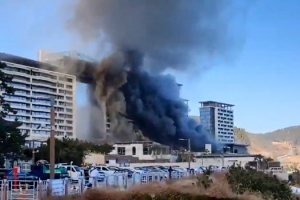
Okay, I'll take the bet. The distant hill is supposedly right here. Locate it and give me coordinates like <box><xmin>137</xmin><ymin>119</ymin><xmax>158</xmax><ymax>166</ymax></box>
<box><xmin>235</xmin><ymin>125</ymin><xmax>300</xmax><ymax>161</ymax></box>
<box><xmin>235</xmin><ymin>125</ymin><xmax>300</xmax><ymax>145</ymax></box>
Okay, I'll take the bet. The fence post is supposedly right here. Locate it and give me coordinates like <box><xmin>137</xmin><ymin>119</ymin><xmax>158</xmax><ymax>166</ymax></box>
<box><xmin>123</xmin><ymin>174</ymin><xmax>128</xmax><ymax>189</ymax></box>
<box><xmin>105</xmin><ymin>175</ymin><xmax>109</xmax><ymax>188</ymax></box>
<box><xmin>79</xmin><ymin>177</ymin><xmax>84</xmax><ymax>193</ymax></box>
<box><xmin>47</xmin><ymin>179</ymin><xmax>51</xmax><ymax>196</ymax></box>
<box><xmin>64</xmin><ymin>178</ymin><xmax>68</xmax><ymax>196</ymax></box>
<box><xmin>141</xmin><ymin>175</ymin><xmax>144</xmax><ymax>185</ymax></box>
<box><xmin>37</xmin><ymin>180</ymin><xmax>43</xmax><ymax>200</ymax></box>
<box><xmin>3</xmin><ymin>179</ymin><xmax>7</xmax><ymax>200</ymax></box>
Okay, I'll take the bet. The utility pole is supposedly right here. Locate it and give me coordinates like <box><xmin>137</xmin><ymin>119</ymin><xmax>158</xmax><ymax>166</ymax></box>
<box><xmin>32</xmin><ymin>140</ymin><xmax>35</xmax><ymax>165</ymax></box>
<box><xmin>49</xmin><ymin>96</ymin><xmax>55</xmax><ymax>180</ymax></box>
<box><xmin>188</xmin><ymin>138</ymin><xmax>191</xmax><ymax>172</ymax></box>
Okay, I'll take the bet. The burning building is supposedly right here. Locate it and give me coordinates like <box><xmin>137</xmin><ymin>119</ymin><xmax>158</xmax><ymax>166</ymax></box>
<box><xmin>1</xmin><ymin>0</ymin><xmax>248</xmax><ymax>151</ymax></box>
<box><xmin>62</xmin><ymin>0</ymin><xmax>247</xmax><ymax>151</ymax></box>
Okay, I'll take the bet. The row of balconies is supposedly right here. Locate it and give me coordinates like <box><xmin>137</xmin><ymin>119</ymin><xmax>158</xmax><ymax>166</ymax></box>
<box><xmin>8</xmin><ymin>111</ymin><xmax>73</xmax><ymax>118</ymax></box>
<box><xmin>218</xmin><ymin>139</ymin><xmax>235</xmax><ymax>143</ymax></box>
<box><xmin>6</xmin><ymin>102</ymin><xmax>73</xmax><ymax>110</ymax></box>
<box><xmin>217</xmin><ymin>135</ymin><xmax>234</xmax><ymax>139</ymax></box>
<box><xmin>6</xmin><ymin>116</ymin><xmax>73</xmax><ymax>123</ymax></box>
<box><xmin>11</xmin><ymin>84</ymin><xmax>74</xmax><ymax>94</ymax></box>
<box><xmin>12</xmin><ymin>88</ymin><xmax>73</xmax><ymax>97</ymax></box>
<box><xmin>3</xmin><ymin>68</ymin><xmax>75</xmax><ymax>85</ymax></box>
<box><xmin>19</xmin><ymin>126</ymin><xmax>73</xmax><ymax>131</ymax></box>
<box><xmin>218</xmin><ymin>127</ymin><xmax>234</xmax><ymax>132</ymax></box>
<box><xmin>5</xmin><ymin>95</ymin><xmax>73</xmax><ymax>103</ymax></box>
<box><xmin>27</xmin><ymin>132</ymin><xmax>74</xmax><ymax>139</ymax></box>
<box><xmin>9</xmin><ymin>80</ymin><xmax>74</xmax><ymax>95</ymax></box>
<box><xmin>218</xmin><ymin>131</ymin><xmax>234</xmax><ymax>135</ymax></box>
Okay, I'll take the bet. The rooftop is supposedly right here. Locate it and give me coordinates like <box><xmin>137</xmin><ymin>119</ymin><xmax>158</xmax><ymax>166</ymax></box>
<box><xmin>199</xmin><ymin>101</ymin><xmax>235</xmax><ymax>108</ymax></box>
<box><xmin>0</xmin><ymin>52</ymin><xmax>95</xmax><ymax>83</ymax></box>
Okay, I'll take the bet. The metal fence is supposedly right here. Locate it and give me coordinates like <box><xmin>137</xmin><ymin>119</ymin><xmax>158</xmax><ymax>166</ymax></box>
<box><xmin>0</xmin><ymin>172</ymin><xmax>193</xmax><ymax>200</ymax></box>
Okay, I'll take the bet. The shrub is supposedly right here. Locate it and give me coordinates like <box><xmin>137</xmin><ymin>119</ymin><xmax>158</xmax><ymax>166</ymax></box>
<box><xmin>196</xmin><ymin>166</ymin><xmax>213</xmax><ymax>189</ymax></box>
<box><xmin>226</xmin><ymin>163</ymin><xmax>293</xmax><ymax>200</ymax></box>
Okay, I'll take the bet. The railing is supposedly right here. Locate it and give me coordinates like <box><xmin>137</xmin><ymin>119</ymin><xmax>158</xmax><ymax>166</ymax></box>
<box><xmin>0</xmin><ymin>172</ymin><xmax>193</xmax><ymax>200</ymax></box>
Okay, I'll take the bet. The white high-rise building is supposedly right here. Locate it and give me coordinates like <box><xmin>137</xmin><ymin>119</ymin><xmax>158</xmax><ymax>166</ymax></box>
<box><xmin>0</xmin><ymin>58</ymin><xmax>76</xmax><ymax>141</ymax></box>
<box><xmin>199</xmin><ymin>101</ymin><xmax>235</xmax><ymax>144</ymax></box>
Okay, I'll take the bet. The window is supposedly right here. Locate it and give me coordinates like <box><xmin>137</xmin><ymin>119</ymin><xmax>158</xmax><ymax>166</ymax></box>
<box><xmin>132</xmin><ymin>147</ymin><xmax>136</xmax><ymax>155</ymax></box>
<box><xmin>103</xmin><ymin>167</ymin><xmax>110</xmax><ymax>171</ymax></box>
<box><xmin>117</xmin><ymin>147</ymin><xmax>126</xmax><ymax>155</ymax></box>
<box><xmin>57</xmin><ymin>83</ymin><xmax>64</xmax><ymax>88</ymax></box>
<box><xmin>66</xmin><ymin>97</ymin><xmax>72</xmax><ymax>101</ymax></box>
<box><xmin>143</xmin><ymin>147</ymin><xmax>150</xmax><ymax>155</ymax></box>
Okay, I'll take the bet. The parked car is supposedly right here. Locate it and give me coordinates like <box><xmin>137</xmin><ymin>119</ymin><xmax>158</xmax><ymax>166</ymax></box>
<box><xmin>114</xmin><ymin>168</ymin><xmax>134</xmax><ymax>178</ymax></box>
<box><xmin>95</xmin><ymin>166</ymin><xmax>115</xmax><ymax>175</ymax></box>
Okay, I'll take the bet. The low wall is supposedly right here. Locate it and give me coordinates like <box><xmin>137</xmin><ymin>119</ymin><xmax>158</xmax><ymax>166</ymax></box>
<box><xmin>109</xmin><ymin>160</ymin><xmax>250</xmax><ymax>168</ymax></box>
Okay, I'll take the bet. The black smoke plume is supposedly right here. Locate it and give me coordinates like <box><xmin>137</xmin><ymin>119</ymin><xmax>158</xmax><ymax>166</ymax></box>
<box><xmin>120</xmin><ymin>50</ymin><xmax>216</xmax><ymax>150</ymax></box>
<box><xmin>66</xmin><ymin>0</ymin><xmax>247</xmax><ymax>150</ymax></box>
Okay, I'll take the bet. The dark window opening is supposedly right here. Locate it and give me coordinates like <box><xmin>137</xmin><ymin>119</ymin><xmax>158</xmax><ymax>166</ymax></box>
<box><xmin>132</xmin><ymin>147</ymin><xmax>136</xmax><ymax>155</ymax></box>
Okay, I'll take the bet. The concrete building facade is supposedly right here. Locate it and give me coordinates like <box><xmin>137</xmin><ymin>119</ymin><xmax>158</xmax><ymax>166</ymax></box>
<box><xmin>109</xmin><ymin>141</ymin><xmax>172</xmax><ymax>161</ymax></box>
<box><xmin>199</xmin><ymin>101</ymin><xmax>235</xmax><ymax>144</ymax></box>
<box><xmin>38</xmin><ymin>50</ymin><xmax>109</xmax><ymax>142</ymax></box>
<box><xmin>0</xmin><ymin>58</ymin><xmax>76</xmax><ymax>142</ymax></box>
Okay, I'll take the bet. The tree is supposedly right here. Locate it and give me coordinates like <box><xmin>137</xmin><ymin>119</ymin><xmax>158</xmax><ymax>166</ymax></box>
<box><xmin>0</xmin><ymin>62</ymin><xmax>28</xmax><ymax>167</ymax></box>
<box><xmin>32</xmin><ymin>136</ymin><xmax>114</xmax><ymax>165</ymax></box>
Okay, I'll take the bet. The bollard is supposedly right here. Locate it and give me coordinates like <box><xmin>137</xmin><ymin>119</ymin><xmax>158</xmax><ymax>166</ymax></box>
<box><xmin>13</xmin><ymin>167</ymin><xmax>18</xmax><ymax>190</ymax></box>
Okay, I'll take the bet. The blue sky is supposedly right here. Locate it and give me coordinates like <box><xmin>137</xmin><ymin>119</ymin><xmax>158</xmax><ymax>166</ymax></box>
<box><xmin>0</xmin><ymin>0</ymin><xmax>299</xmax><ymax>133</ymax></box>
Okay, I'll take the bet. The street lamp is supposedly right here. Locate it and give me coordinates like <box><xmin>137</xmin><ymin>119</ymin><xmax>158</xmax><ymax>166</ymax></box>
<box><xmin>33</xmin><ymin>96</ymin><xmax>55</xmax><ymax>180</ymax></box>
<box><xmin>179</xmin><ymin>138</ymin><xmax>191</xmax><ymax>172</ymax></box>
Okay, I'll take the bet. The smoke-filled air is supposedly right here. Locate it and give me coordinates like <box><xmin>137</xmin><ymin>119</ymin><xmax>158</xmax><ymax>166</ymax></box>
<box><xmin>66</xmin><ymin>0</ymin><xmax>246</xmax><ymax>150</ymax></box>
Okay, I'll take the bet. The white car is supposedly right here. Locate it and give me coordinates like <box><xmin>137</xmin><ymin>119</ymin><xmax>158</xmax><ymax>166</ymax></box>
<box><xmin>132</xmin><ymin>167</ymin><xmax>147</xmax><ymax>174</ymax></box>
<box><xmin>96</xmin><ymin>166</ymin><xmax>115</xmax><ymax>175</ymax></box>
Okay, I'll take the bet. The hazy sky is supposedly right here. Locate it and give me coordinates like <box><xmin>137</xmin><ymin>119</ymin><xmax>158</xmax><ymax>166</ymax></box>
<box><xmin>0</xmin><ymin>0</ymin><xmax>299</xmax><ymax>133</ymax></box>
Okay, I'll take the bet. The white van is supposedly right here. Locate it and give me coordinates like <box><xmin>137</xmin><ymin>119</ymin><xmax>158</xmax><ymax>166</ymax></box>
<box><xmin>62</xmin><ymin>165</ymin><xmax>82</xmax><ymax>182</ymax></box>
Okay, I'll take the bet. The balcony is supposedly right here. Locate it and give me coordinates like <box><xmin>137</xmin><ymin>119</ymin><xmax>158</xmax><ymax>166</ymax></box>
<box><xmin>3</xmin><ymin>70</ymin><xmax>30</xmax><ymax>80</ymax></box>
<box><xmin>31</xmin><ymin>81</ymin><xmax>57</xmax><ymax>89</ymax></box>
